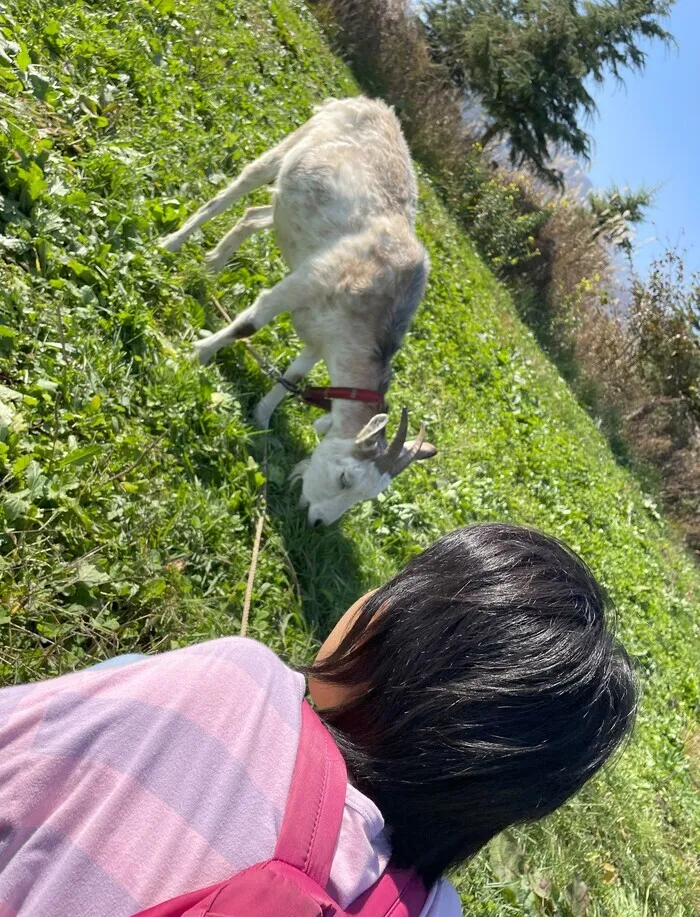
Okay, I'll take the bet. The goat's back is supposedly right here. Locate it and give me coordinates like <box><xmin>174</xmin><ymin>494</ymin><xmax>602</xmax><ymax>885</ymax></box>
<box><xmin>273</xmin><ymin>97</ymin><xmax>419</xmax><ymax>266</ymax></box>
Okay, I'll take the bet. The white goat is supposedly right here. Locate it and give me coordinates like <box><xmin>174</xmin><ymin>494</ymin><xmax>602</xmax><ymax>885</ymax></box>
<box><xmin>160</xmin><ymin>96</ymin><xmax>436</xmax><ymax>526</ymax></box>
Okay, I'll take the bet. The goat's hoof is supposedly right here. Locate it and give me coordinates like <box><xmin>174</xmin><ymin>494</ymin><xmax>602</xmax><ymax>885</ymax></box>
<box><xmin>159</xmin><ymin>233</ymin><xmax>182</xmax><ymax>253</ymax></box>
<box><xmin>252</xmin><ymin>404</ymin><xmax>272</xmax><ymax>430</ymax></box>
<box><xmin>204</xmin><ymin>250</ymin><xmax>225</xmax><ymax>274</ymax></box>
<box><xmin>193</xmin><ymin>337</ymin><xmax>214</xmax><ymax>366</ymax></box>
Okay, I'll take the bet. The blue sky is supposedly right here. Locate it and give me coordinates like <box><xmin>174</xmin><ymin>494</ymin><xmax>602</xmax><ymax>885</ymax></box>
<box><xmin>586</xmin><ymin>0</ymin><xmax>700</xmax><ymax>277</ymax></box>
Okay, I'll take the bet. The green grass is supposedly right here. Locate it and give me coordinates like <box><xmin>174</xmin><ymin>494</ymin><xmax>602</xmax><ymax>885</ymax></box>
<box><xmin>1</xmin><ymin>1</ymin><xmax>698</xmax><ymax>914</ymax></box>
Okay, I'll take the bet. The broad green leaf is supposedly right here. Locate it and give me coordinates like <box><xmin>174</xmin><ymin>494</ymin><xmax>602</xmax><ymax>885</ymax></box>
<box><xmin>4</xmin><ymin>491</ymin><xmax>30</xmax><ymax>522</ymax></box>
<box><xmin>15</xmin><ymin>41</ymin><xmax>29</xmax><ymax>72</ymax></box>
<box><xmin>87</xmin><ymin>394</ymin><xmax>102</xmax><ymax>414</ymax></box>
<box><xmin>11</xmin><ymin>454</ymin><xmax>32</xmax><ymax>476</ymax></box>
<box><xmin>74</xmin><ymin>563</ymin><xmax>111</xmax><ymax>588</ymax></box>
<box><xmin>60</xmin><ymin>444</ymin><xmax>102</xmax><ymax>467</ymax></box>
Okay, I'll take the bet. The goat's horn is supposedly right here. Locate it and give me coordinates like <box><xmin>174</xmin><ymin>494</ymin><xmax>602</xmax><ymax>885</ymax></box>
<box><xmin>389</xmin><ymin>423</ymin><xmax>427</xmax><ymax>477</ymax></box>
<box><xmin>375</xmin><ymin>407</ymin><xmax>409</xmax><ymax>474</ymax></box>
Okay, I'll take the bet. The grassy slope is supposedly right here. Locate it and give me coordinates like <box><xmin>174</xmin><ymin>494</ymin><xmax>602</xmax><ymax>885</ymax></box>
<box><xmin>1</xmin><ymin>1</ymin><xmax>698</xmax><ymax>914</ymax></box>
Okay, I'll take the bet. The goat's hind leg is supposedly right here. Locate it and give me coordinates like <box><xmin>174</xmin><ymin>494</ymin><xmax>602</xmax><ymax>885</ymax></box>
<box><xmin>204</xmin><ymin>205</ymin><xmax>273</xmax><ymax>274</ymax></box>
<box><xmin>159</xmin><ymin>151</ymin><xmax>280</xmax><ymax>253</ymax></box>
<box><xmin>160</xmin><ymin>120</ymin><xmax>311</xmax><ymax>253</ymax></box>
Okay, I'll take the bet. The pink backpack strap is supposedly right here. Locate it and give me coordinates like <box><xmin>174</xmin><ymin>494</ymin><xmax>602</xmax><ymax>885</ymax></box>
<box><xmin>278</xmin><ymin>702</ymin><xmax>428</xmax><ymax>916</ymax></box>
<box><xmin>273</xmin><ymin>699</ymin><xmax>348</xmax><ymax>887</ymax></box>
<box><xmin>279</xmin><ymin>702</ymin><xmax>428</xmax><ymax>917</ymax></box>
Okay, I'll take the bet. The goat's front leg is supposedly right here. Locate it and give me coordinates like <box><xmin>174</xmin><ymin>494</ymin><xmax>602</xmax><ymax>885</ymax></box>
<box><xmin>194</xmin><ymin>269</ymin><xmax>309</xmax><ymax>365</ymax></box>
<box><xmin>312</xmin><ymin>414</ymin><xmax>333</xmax><ymax>435</ymax></box>
<box><xmin>253</xmin><ymin>346</ymin><xmax>320</xmax><ymax>429</ymax></box>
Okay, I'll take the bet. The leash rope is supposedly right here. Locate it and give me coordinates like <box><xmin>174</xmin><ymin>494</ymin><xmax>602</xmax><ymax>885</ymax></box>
<box><xmin>240</xmin><ymin>435</ymin><xmax>267</xmax><ymax>640</ymax></box>
<box><xmin>238</xmin><ymin>340</ymin><xmax>270</xmax><ymax>639</ymax></box>
<box><xmin>241</xmin><ymin>340</ymin><xmax>304</xmax><ymax>398</ymax></box>
<box><xmin>211</xmin><ymin>297</ymin><xmax>270</xmax><ymax>639</ymax></box>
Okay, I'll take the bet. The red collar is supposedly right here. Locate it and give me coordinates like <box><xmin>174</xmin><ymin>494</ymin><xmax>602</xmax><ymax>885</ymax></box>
<box><xmin>301</xmin><ymin>386</ymin><xmax>384</xmax><ymax>412</ymax></box>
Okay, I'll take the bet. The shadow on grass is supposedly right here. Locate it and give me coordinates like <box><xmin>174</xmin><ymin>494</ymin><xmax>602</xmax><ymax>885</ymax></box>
<box><xmin>217</xmin><ymin>347</ymin><xmax>366</xmax><ymax>639</ymax></box>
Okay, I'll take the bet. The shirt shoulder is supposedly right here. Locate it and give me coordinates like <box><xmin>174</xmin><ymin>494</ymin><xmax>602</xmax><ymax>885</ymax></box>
<box><xmin>419</xmin><ymin>878</ymin><xmax>463</xmax><ymax>917</ymax></box>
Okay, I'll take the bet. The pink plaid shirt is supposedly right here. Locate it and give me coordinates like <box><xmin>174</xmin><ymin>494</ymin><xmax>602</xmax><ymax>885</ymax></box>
<box><xmin>0</xmin><ymin>637</ymin><xmax>460</xmax><ymax>916</ymax></box>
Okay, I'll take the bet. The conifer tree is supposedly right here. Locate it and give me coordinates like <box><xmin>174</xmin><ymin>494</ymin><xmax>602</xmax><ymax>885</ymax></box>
<box><xmin>424</xmin><ymin>0</ymin><xmax>674</xmax><ymax>185</ymax></box>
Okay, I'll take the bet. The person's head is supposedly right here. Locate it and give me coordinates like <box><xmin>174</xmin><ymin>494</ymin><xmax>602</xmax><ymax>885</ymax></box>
<box><xmin>307</xmin><ymin>523</ymin><xmax>637</xmax><ymax>885</ymax></box>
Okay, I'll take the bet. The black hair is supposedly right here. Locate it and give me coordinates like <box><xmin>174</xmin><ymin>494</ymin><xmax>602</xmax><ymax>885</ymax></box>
<box><xmin>306</xmin><ymin>523</ymin><xmax>637</xmax><ymax>885</ymax></box>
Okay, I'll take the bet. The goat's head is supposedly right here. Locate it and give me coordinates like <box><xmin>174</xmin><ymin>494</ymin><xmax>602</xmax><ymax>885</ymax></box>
<box><xmin>292</xmin><ymin>408</ymin><xmax>437</xmax><ymax>526</ymax></box>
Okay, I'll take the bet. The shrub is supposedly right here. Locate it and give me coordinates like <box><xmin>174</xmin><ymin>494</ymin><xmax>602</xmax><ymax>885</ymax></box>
<box><xmin>628</xmin><ymin>251</ymin><xmax>700</xmax><ymax>421</ymax></box>
<box><xmin>457</xmin><ymin>168</ymin><xmax>548</xmax><ymax>276</ymax></box>
<box><xmin>621</xmin><ymin>252</ymin><xmax>700</xmax><ymax>552</ymax></box>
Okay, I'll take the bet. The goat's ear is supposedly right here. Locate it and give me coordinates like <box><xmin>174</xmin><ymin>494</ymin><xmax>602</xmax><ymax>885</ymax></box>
<box><xmin>289</xmin><ymin>459</ymin><xmax>310</xmax><ymax>483</ymax></box>
<box><xmin>355</xmin><ymin>413</ymin><xmax>389</xmax><ymax>446</ymax></box>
